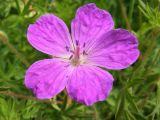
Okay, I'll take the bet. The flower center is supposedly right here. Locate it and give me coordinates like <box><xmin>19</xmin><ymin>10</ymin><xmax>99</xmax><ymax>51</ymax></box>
<box><xmin>65</xmin><ymin>41</ymin><xmax>88</xmax><ymax>66</ymax></box>
<box><xmin>71</xmin><ymin>46</ymin><xmax>80</xmax><ymax>66</ymax></box>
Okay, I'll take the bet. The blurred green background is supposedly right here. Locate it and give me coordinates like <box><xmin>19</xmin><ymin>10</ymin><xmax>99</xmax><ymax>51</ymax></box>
<box><xmin>0</xmin><ymin>0</ymin><xmax>160</xmax><ymax>120</ymax></box>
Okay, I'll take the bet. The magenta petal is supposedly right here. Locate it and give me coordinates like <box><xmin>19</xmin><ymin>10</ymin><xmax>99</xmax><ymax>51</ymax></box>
<box><xmin>25</xmin><ymin>59</ymin><xmax>70</xmax><ymax>99</ymax></box>
<box><xmin>71</xmin><ymin>3</ymin><xmax>114</xmax><ymax>48</ymax></box>
<box><xmin>27</xmin><ymin>14</ymin><xmax>72</xmax><ymax>57</ymax></box>
<box><xmin>88</xmin><ymin>29</ymin><xmax>140</xmax><ymax>70</ymax></box>
<box><xmin>66</xmin><ymin>65</ymin><xmax>114</xmax><ymax>106</ymax></box>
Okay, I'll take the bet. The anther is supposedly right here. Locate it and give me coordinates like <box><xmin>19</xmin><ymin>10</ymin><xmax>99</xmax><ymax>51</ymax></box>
<box><xmin>76</xmin><ymin>40</ymin><xmax>79</xmax><ymax>46</ymax></box>
<box><xmin>65</xmin><ymin>46</ymin><xmax>69</xmax><ymax>52</ymax></box>
<box><xmin>83</xmin><ymin>42</ymin><xmax>86</xmax><ymax>48</ymax></box>
<box><xmin>70</xmin><ymin>50</ymin><xmax>74</xmax><ymax>53</ymax></box>
<box><xmin>83</xmin><ymin>50</ymin><xmax>88</xmax><ymax>55</ymax></box>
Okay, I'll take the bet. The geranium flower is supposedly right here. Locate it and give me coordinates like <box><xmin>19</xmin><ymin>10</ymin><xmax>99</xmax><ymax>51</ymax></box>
<box><xmin>25</xmin><ymin>3</ymin><xmax>140</xmax><ymax>106</ymax></box>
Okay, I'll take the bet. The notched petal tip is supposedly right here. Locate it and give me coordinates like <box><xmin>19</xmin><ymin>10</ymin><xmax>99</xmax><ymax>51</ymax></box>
<box><xmin>27</xmin><ymin>13</ymin><xmax>71</xmax><ymax>57</ymax></box>
<box><xmin>66</xmin><ymin>66</ymin><xmax>114</xmax><ymax>106</ymax></box>
<box><xmin>24</xmin><ymin>59</ymin><xmax>70</xmax><ymax>99</ymax></box>
<box><xmin>88</xmin><ymin>28</ymin><xmax>140</xmax><ymax>70</ymax></box>
<box><xmin>71</xmin><ymin>3</ymin><xmax>114</xmax><ymax>49</ymax></box>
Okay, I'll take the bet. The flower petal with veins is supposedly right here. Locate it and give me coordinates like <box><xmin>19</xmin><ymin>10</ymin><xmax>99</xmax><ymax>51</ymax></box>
<box><xmin>25</xmin><ymin>59</ymin><xmax>72</xmax><ymax>99</ymax></box>
<box><xmin>66</xmin><ymin>65</ymin><xmax>114</xmax><ymax>106</ymax></box>
<box><xmin>88</xmin><ymin>29</ymin><xmax>140</xmax><ymax>70</ymax></box>
<box><xmin>71</xmin><ymin>3</ymin><xmax>114</xmax><ymax>50</ymax></box>
<box><xmin>27</xmin><ymin>14</ymin><xmax>72</xmax><ymax>57</ymax></box>
<box><xmin>25</xmin><ymin>3</ymin><xmax>140</xmax><ymax>106</ymax></box>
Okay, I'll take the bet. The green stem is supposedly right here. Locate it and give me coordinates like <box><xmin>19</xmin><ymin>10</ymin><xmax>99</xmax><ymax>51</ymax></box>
<box><xmin>22</xmin><ymin>0</ymin><xmax>32</xmax><ymax>15</ymax></box>
<box><xmin>15</xmin><ymin>0</ymin><xmax>21</xmax><ymax>14</ymax></box>
<box><xmin>0</xmin><ymin>31</ymin><xmax>30</xmax><ymax>67</ymax></box>
<box><xmin>0</xmin><ymin>91</ymin><xmax>60</xmax><ymax>104</ymax></box>
<box><xmin>118</xmin><ymin>0</ymin><xmax>132</xmax><ymax>30</ymax></box>
<box><xmin>93</xmin><ymin>105</ymin><xmax>100</xmax><ymax>120</ymax></box>
<box><xmin>129</xmin><ymin>0</ymin><xmax>135</xmax><ymax>23</ymax></box>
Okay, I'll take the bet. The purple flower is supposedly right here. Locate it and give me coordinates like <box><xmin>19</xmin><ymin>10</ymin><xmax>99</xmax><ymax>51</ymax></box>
<box><xmin>25</xmin><ymin>3</ymin><xmax>140</xmax><ymax>106</ymax></box>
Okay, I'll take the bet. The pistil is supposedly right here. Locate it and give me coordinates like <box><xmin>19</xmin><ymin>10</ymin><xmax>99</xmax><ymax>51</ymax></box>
<box><xmin>74</xmin><ymin>46</ymin><xmax>80</xmax><ymax>59</ymax></box>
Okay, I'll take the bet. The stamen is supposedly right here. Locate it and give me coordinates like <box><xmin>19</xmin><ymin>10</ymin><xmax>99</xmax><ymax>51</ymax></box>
<box><xmin>65</xmin><ymin>46</ymin><xmax>69</xmax><ymax>52</ymax></box>
<box><xmin>69</xmin><ymin>55</ymin><xmax>73</xmax><ymax>60</ymax></box>
<box><xmin>83</xmin><ymin>50</ymin><xmax>88</xmax><ymax>55</ymax></box>
<box><xmin>70</xmin><ymin>50</ymin><xmax>74</xmax><ymax>53</ymax></box>
<box><xmin>75</xmin><ymin>46</ymin><xmax>80</xmax><ymax>59</ymax></box>
<box><xmin>83</xmin><ymin>42</ymin><xmax>86</xmax><ymax>48</ymax></box>
<box><xmin>76</xmin><ymin>40</ymin><xmax>79</xmax><ymax>46</ymax></box>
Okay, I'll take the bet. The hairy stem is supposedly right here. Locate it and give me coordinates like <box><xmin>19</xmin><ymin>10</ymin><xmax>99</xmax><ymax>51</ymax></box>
<box><xmin>0</xmin><ymin>31</ymin><xmax>30</xmax><ymax>67</ymax></box>
<box><xmin>64</xmin><ymin>89</ymin><xmax>72</xmax><ymax>109</ymax></box>
<box><xmin>0</xmin><ymin>91</ymin><xmax>61</xmax><ymax>104</ymax></box>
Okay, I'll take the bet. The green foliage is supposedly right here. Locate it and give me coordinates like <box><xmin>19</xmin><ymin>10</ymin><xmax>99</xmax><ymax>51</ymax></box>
<box><xmin>0</xmin><ymin>0</ymin><xmax>160</xmax><ymax>119</ymax></box>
